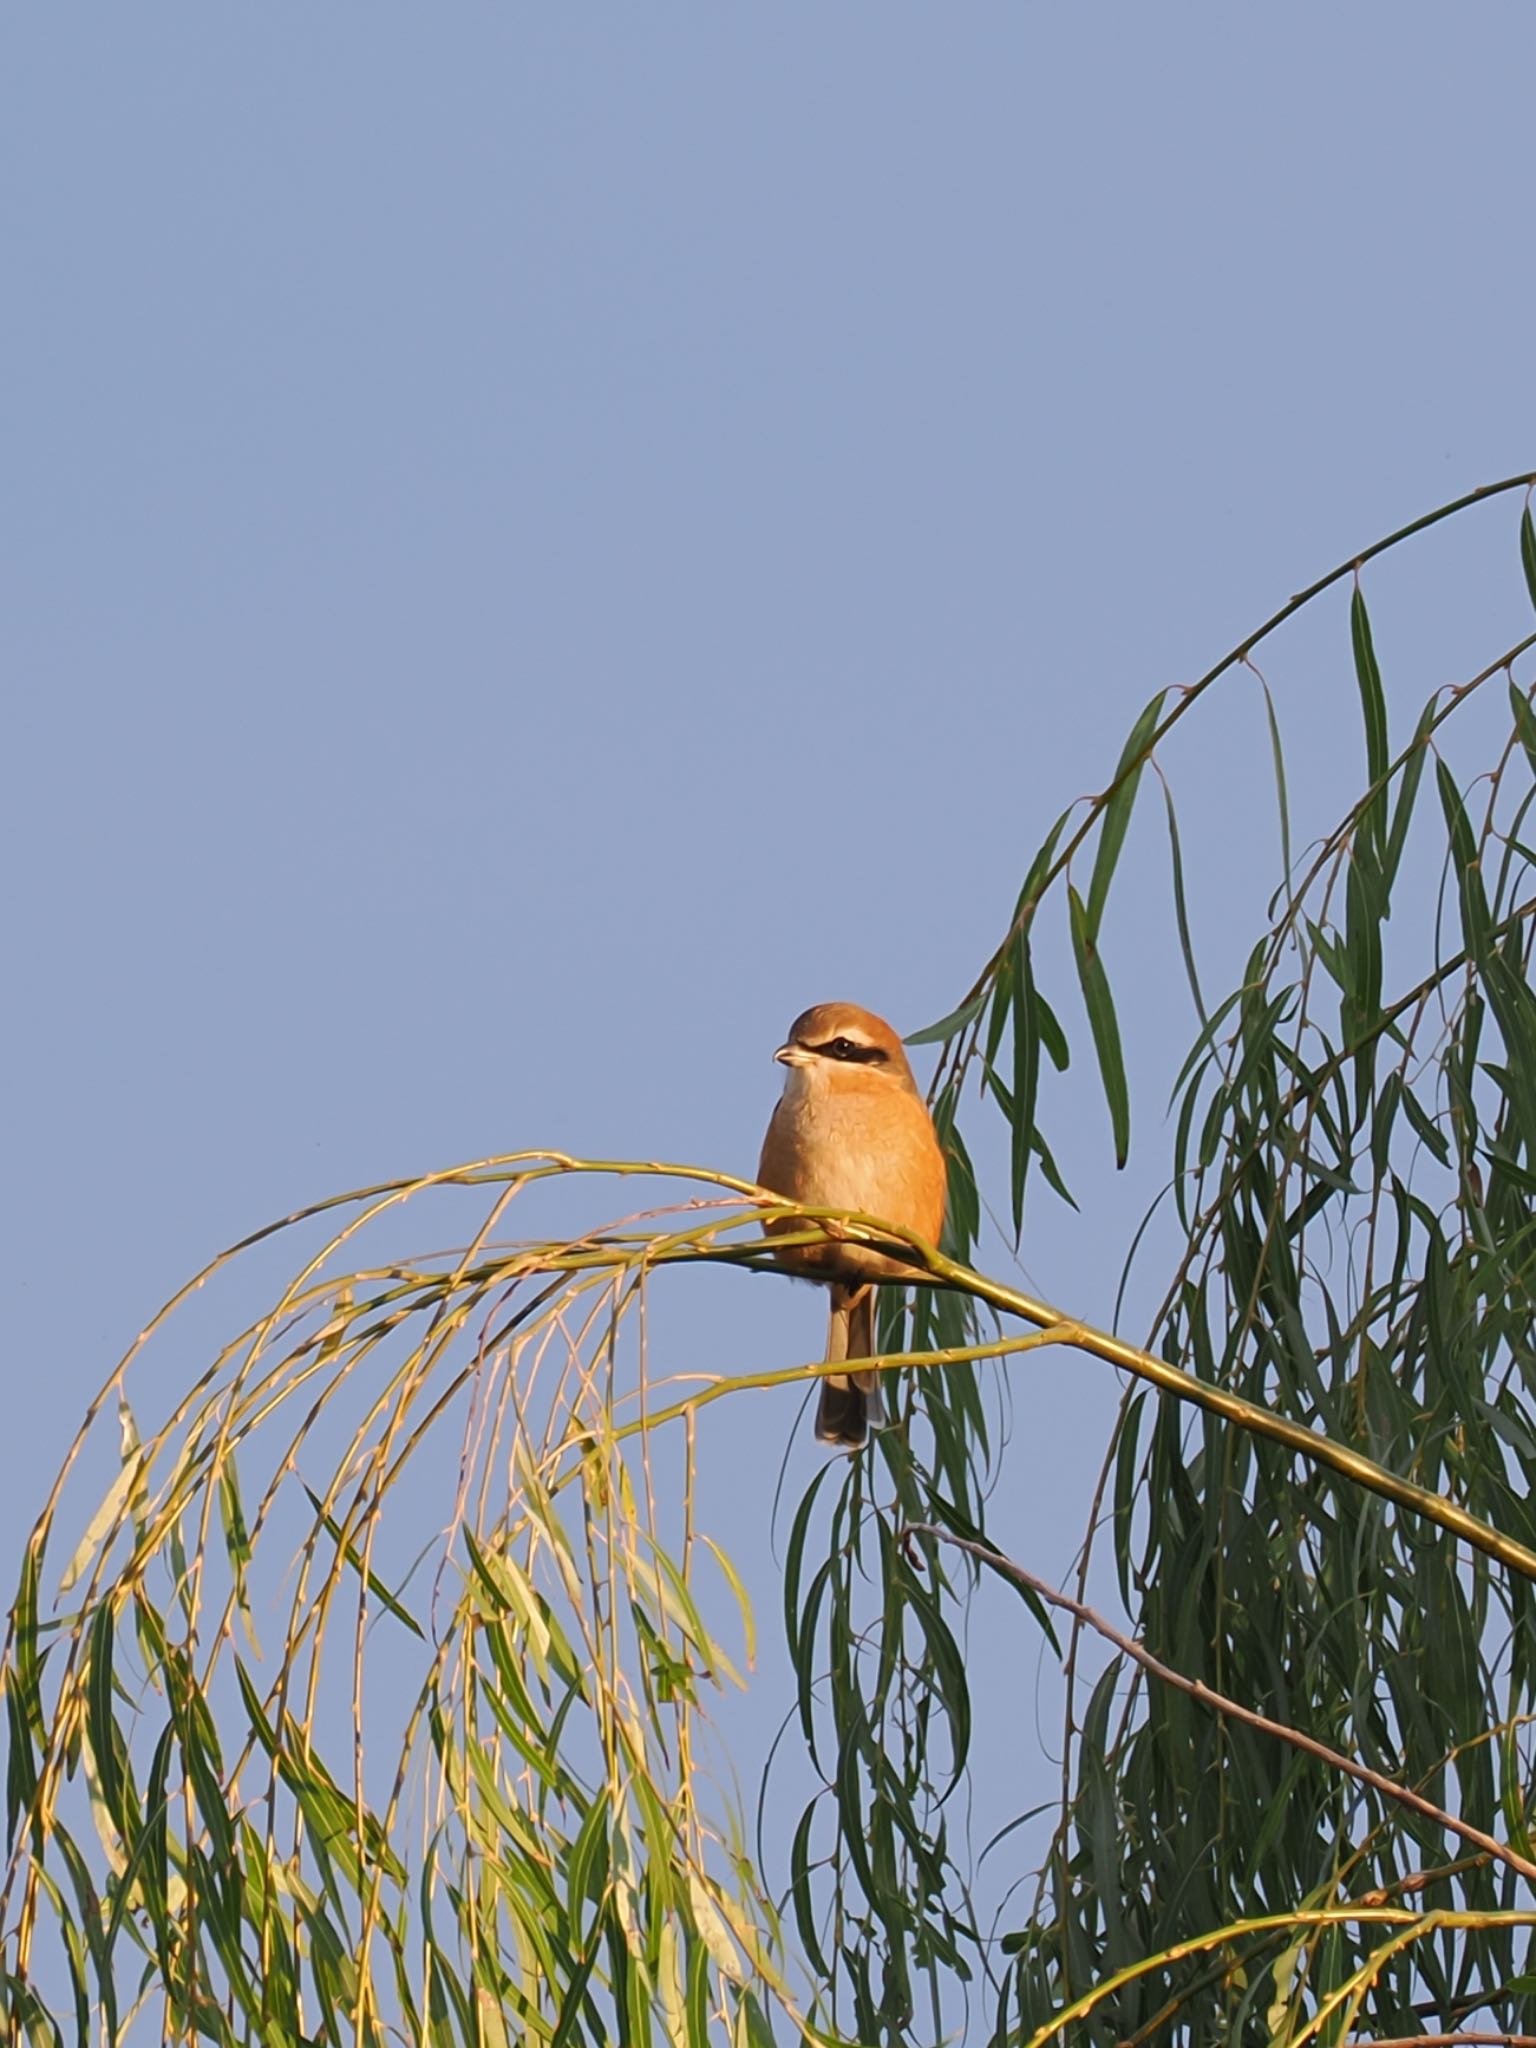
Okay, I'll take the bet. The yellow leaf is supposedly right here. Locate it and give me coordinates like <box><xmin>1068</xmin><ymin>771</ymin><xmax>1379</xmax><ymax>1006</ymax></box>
<box><xmin>689</xmin><ymin>1872</ymin><xmax>744</xmax><ymax>1984</ymax></box>
<box><xmin>60</xmin><ymin>1452</ymin><xmax>148</xmax><ymax>1596</ymax></box>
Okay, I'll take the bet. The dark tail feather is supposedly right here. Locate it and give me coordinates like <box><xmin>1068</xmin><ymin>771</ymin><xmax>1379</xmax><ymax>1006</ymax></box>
<box><xmin>815</xmin><ymin>1287</ymin><xmax>884</xmax><ymax>1448</ymax></box>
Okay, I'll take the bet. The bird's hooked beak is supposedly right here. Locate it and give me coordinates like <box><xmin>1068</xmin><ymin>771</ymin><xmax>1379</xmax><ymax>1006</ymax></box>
<box><xmin>774</xmin><ymin>1042</ymin><xmax>810</xmax><ymax>1067</ymax></box>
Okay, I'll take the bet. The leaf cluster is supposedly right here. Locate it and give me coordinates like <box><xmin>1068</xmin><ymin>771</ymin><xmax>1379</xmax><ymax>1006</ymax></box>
<box><xmin>4</xmin><ymin>481</ymin><xmax>1536</xmax><ymax>2048</ymax></box>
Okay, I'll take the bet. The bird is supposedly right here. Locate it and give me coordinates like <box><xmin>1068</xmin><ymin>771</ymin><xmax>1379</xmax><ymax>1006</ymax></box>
<box><xmin>756</xmin><ymin>1002</ymin><xmax>948</xmax><ymax>1447</ymax></box>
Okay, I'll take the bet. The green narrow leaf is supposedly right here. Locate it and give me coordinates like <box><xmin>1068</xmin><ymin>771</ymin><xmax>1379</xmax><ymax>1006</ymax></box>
<box><xmin>1369</xmin><ymin>1067</ymin><xmax>1402</xmax><ymax>1183</ymax></box>
<box><xmin>649</xmin><ymin>1540</ymin><xmax>742</xmax><ymax>1688</ymax></box>
<box><xmin>1344</xmin><ymin>838</ymin><xmax>1385</xmax><ymax>1050</ymax></box>
<box><xmin>51</xmin><ymin>1829</ymin><xmax>112</xmax><ymax>2039</ymax></box>
<box><xmin>1306</xmin><ymin>916</ymin><xmax>1352</xmax><ymax>998</ymax></box>
<box><xmin>686</xmin><ymin>1925</ymin><xmax>711</xmax><ymax>2048</ymax></box>
<box><xmin>898</xmin><ymin>1561</ymin><xmax>971</xmax><ymax>1786</ymax></box>
<box><xmin>905</xmin><ymin>986</ymin><xmax>990</xmax><ymax>1048</ymax></box>
<box><xmin>1483</xmin><ymin>954</ymin><xmax>1536</xmax><ymax>1162</ymax></box>
<box><xmin>1112</xmin><ymin>1392</ymin><xmax>1146</xmax><ymax>1603</ymax></box>
<box><xmin>234</xmin><ymin>1657</ymin><xmax>278</xmax><ymax>1757</ymax></box>
<box><xmin>953</xmin><ymin>810</ymin><xmax>1074</xmax><ymax>1085</ymax></box>
<box><xmin>732</xmin><ymin>1989</ymin><xmax>777</xmax><ymax>2048</ymax></box>
<box><xmin>85</xmin><ymin>1602</ymin><xmax>126</xmax><ymax>1841</ymax></box>
<box><xmin>478</xmin><ymin>1669</ymin><xmax>575</xmax><ymax>1811</ymax></box>
<box><xmin>1079</xmin><ymin>1665</ymin><xmax>1132</xmax><ymax>1967</ymax></box>
<box><xmin>302</xmin><ymin>1487</ymin><xmax>424</xmax><ymax>1639</ymax></box>
<box><xmin>101</xmin><ymin>1720</ymin><xmax>176</xmax><ymax>1961</ymax></box>
<box><xmin>699</xmin><ymin>1534</ymin><xmax>756</xmax><ymax>1671</ymax></box>
<box><xmin>930</xmin><ymin>1082</ymin><xmax>980</xmax><ymax>1257</ymax></box>
<box><xmin>1255</xmin><ymin>667</ymin><xmax>1293</xmax><ymax>899</ymax></box>
<box><xmin>788</xmin><ymin>1800</ymin><xmax>829</xmax><ymax>1979</ymax></box>
<box><xmin>1352</xmin><ymin>585</ymin><xmax>1390</xmax><ymax>855</ymax></box>
<box><xmin>784</xmin><ymin>1466</ymin><xmax>833</xmax><ymax>1759</ymax></box>
<box><xmin>4</xmin><ymin>1687</ymin><xmax>38</xmax><ymax>1853</ymax></box>
<box><xmin>1031</xmin><ymin>1127</ymin><xmax>1079</xmax><ymax>1211</ymax></box>
<box><xmin>218</xmin><ymin>1462</ymin><xmax>251</xmax><ymax>1574</ymax></box>
<box><xmin>1510</xmin><ymin>678</ymin><xmax>1536</xmax><ymax>780</ymax></box>
<box><xmin>1069</xmin><ymin>885</ymin><xmax>1131</xmax><ymax>1167</ymax></box>
<box><xmin>832</xmin><ymin>1706</ymin><xmax>877</xmax><ymax>1906</ymax></box>
<box><xmin>1036</xmin><ymin>988</ymin><xmax>1071</xmax><ymax>1072</ymax></box>
<box><xmin>566</xmin><ymin>1789</ymin><xmax>610</xmax><ymax>1915</ymax></box>
<box><xmin>1011</xmin><ymin>933</ymin><xmax>1041</xmax><ymax>1237</ymax></box>
<box><xmin>426</xmin><ymin>1940</ymin><xmax>469</xmax><ymax>2047</ymax></box>
<box><xmin>1382</xmin><ymin>697</ymin><xmax>1435</xmax><ymax>897</ymax></box>
<box><xmin>984</xmin><ymin>930</ymin><xmax>1016</xmax><ymax>1074</ymax></box>
<box><xmin>782</xmin><ymin>1463</ymin><xmax>829</xmax><ymax>1674</ymax></box>
<box><xmin>1437</xmin><ymin>757</ymin><xmax>1490</xmax><ymax>959</ymax></box>
<box><xmin>176</xmin><ymin>1676</ymin><xmax>235</xmax><ymax>1869</ymax></box>
<box><xmin>1161</xmin><ymin>776</ymin><xmax>1207</xmax><ymax>1023</ymax></box>
<box><xmin>2</xmin><ymin>1971</ymin><xmax>67</xmax><ymax>2048</ymax></box>
<box><xmin>1086</xmin><ymin>690</ymin><xmax>1167</xmax><ymax>941</ymax></box>
<box><xmin>1013</xmin><ymin>808</ymin><xmax>1071</xmax><ymax>926</ymax></box>
<box><xmin>142</xmin><ymin>1718</ymin><xmax>176</xmax><ymax>1918</ymax></box>
<box><xmin>218</xmin><ymin>1459</ymin><xmax>259</xmax><ymax>1656</ymax></box>
<box><xmin>11</xmin><ymin>1543</ymin><xmax>41</xmax><ymax>1726</ymax></box>
<box><xmin>1522</xmin><ymin>503</ymin><xmax>1536</xmax><ymax>613</ymax></box>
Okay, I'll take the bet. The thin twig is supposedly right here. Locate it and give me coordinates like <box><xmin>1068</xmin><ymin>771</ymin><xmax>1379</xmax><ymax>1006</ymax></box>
<box><xmin>906</xmin><ymin>1524</ymin><xmax>1536</xmax><ymax>1889</ymax></box>
<box><xmin>1345</xmin><ymin>2036</ymin><xmax>1536</xmax><ymax>2046</ymax></box>
<box><xmin>934</xmin><ymin>472</ymin><xmax>1536</xmax><ymax>1043</ymax></box>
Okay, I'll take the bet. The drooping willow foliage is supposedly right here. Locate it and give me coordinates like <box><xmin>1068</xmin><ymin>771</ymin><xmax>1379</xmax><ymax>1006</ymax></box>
<box><xmin>3</xmin><ymin>476</ymin><xmax>1536</xmax><ymax>2047</ymax></box>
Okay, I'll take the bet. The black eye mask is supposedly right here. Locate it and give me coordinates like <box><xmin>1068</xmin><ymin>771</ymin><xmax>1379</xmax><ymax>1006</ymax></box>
<box><xmin>809</xmin><ymin>1036</ymin><xmax>890</xmax><ymax>1065</ymax></box>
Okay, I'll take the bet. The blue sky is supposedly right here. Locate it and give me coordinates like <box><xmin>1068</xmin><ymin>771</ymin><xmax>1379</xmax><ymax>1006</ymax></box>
<box><xmin>4</xmin><ymin>2</ymin><xmax>1534</xmax><ymax>1977</ymax></box>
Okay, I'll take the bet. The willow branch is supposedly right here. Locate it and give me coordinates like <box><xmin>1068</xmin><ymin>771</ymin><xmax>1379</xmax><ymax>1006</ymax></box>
<box><xmin>1346</xmin><ymin>2035</ymin><xmax>1536</xmax><ymax>2046</ymax></box>
<box><xmin>909</xmin><ymin>1525</ymin><xmax>1536</xmax><ymax>1889</ymax></box>
<box><xmin>850</xmin><ymin>1219</ymin><xmax>1536</xmax><ymax>1586</ymax></box>
<box><xmin>948</xmin><ymin>470</ymin><xmax>1536</xmax><ymax>1012</ymax></box>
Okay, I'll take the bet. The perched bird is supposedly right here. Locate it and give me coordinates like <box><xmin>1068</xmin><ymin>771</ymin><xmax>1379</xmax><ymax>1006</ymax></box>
<box><xmin>757</xmin><ymin>1002</ymin><xmax>948</xmax><ymax>1447</ymax></box>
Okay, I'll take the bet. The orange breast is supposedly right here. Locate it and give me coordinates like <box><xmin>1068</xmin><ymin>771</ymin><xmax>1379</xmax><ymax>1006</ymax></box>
<box><xmin>757</xmin><ymin>1080</ymin><xmax>947</xmax><ymax>1285</ymax></box>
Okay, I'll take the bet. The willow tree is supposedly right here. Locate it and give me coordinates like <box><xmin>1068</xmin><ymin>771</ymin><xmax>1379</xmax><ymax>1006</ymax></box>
<box><xmin>5</xmin><ymin>477</ymin><xmax>1536</xmax><ymax>2048</ymax></box>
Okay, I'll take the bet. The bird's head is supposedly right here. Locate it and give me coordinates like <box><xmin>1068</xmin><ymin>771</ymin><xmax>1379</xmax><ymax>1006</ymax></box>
<box><xmin>772</xmin><ymin>1003</ymin><xmax>918</xmax><ymax>1092</ymax></box>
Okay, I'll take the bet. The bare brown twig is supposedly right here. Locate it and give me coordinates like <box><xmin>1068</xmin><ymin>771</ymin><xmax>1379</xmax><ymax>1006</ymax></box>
<box><xmin>906</xmin><ymin>1524</ymin><xmax>1536</xmax><ymax>1889</ymax></box>
<box><xmin>1343</xmin><ymin>2036</ymin><xmax>1536</xmax><ymax>2046</ymax></box>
